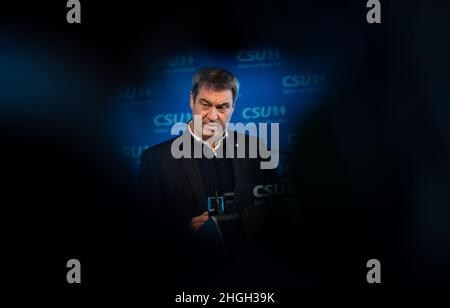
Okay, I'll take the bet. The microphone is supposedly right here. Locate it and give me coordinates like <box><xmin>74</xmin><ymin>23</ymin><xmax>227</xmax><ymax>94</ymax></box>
<box><xmin>207</xmin><ymin>152</ymin><xmax>225</xmax><ymax>216</ymax></box>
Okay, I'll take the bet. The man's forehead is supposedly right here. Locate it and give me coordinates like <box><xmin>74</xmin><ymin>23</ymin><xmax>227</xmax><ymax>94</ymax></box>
<box><xmin>196</xmin><ymin>87</ymin><xmax>233</xmax><ymax>103</ymax></box>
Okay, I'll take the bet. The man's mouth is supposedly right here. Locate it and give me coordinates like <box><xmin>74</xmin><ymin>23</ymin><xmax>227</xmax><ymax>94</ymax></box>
<box><xmin>204</xmin><ymin>123</ymin><xmax>220</xmax><ymax>129</ymax></box>
<box><xmin>203</xmin><ymin>123</ymin><xmax>223</xmax><ymax>135</ymax></box>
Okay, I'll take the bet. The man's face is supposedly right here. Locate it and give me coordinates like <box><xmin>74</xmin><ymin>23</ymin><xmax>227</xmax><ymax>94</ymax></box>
<box><xmin>190</xmin><ymin>87</ymin><xmax>234</xmax><ymax>140</ymax></box>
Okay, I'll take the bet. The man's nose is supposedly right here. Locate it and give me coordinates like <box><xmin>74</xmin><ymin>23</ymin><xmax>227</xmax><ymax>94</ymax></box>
<box><xmin>207</xmin><ymin>107</ymin><xmax>219</xmax><ymax>121</ymax></box>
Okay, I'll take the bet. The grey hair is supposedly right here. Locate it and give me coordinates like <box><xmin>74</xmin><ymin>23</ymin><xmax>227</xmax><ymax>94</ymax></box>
<box><xmin>191</xmin><ymin>67</ymin><xmax>240</xmax><ymax>105</ymax></box>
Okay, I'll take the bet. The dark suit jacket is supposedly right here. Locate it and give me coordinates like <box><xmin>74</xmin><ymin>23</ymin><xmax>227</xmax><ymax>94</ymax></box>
<box><xmin>137</xmin><ymin>129</ymin><xmax>279</xmax><ymax>286</ymax></box>
<box><xmin>139</xmin><ymin>129</ymin><xmax>274</xmax><ymax>234</ymax></box>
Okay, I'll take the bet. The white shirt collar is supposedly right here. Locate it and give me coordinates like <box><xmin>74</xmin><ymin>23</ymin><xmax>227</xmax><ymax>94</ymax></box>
<box><xmin>187</xmin><ymin>120</ymin><xmax>229</xmax><ymax>155</ymax></box>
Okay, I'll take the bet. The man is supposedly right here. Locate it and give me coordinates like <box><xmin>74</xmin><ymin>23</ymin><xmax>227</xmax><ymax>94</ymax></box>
<box><xmin>139</xmin><ymin>67</ymin><xmax>275</xmax><ymax>237</ymax></box>
<box><xmin>138</xmin><ymin>67</ymin><xmax>280</xmax><ymax>286</ymax></box>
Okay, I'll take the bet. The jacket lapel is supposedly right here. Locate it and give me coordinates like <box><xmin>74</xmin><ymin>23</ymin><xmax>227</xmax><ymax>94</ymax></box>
<box><xmin>230</xmin><ymin>131</ymin><xmax>264</xmax><ymax>185</ymax></box>
<box><xmin>177</xmin><ymin>131</ymin><xmax>207</xmax><ymax>208</ymax></box>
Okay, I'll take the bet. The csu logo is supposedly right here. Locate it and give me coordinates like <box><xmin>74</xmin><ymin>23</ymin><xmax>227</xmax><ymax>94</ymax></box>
<box><xmin>167</xmin><ymin>54</ymin><xmax>194</xmax><ymax>67</ymax></box>
<box><xmin>253</xmin><ymin>183</ymin><xmax>293</xmax><ymax>198</ymax></box>
<box><xmin>282</xmin><ymin>74</ymin><xmax>325</xmax><ymax>88</ymax></box>
<box><xmin>242</xmin><ymin>105</ymin><xmax>286</xmax><ymax>120</ymax></box>
<box><xmin>153</xmin><ymin>113</ymin><xmax>191</xmax><ymax>126</ymax></box>
<box><xmin>113</xmin><ymin>86</ymin><xmax>153</xmax><ymax>105</ymax></box>
<box><xmin>117</xmin><ymin>145</ymin><xmax>149</xmax><ymax>159</ymax></box>
<box><xmin>237</xmin><ymin>49</ymin><xmax>281</xmax><ymax>62</ymax></box>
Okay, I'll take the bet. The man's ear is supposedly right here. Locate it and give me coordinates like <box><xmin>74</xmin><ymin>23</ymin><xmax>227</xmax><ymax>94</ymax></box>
<box><xmin>189</xmin><ymin>93</ymin><xmax>194</xmax><ymax>111</ymax></box>
<box><xmin>228</xmin><ymin>107</ymin><xmax>234</xmax><ymax>119</ymax></box>
<box><xmin>229</xmin><ymin>102</ymin><xmax>235</xmax><ymax>117</ymax></box>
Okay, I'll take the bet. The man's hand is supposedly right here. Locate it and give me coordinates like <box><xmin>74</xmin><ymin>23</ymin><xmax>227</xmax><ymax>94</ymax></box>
<box><xmin>189</xmin><ymin>211</ymin><xmax>209</xmax><ymax>232</ymax></box>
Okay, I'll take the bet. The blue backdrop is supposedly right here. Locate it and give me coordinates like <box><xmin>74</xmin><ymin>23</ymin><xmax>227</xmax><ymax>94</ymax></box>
<box><xmin>110</xmin><ymin>48</ymin><xmax>329</xmax><ymax>177</ymax></box>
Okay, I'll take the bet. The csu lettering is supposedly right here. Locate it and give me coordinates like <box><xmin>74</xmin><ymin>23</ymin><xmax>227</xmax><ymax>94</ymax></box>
<box><xmin>153</xmin><ymin>113</ymin><xmax>191</xmax><ymax>126</ymax></box>
<box><xmin>168</xmin><ymin>54</ymin><xmax>194</xmax><ymax>67</ymax></box>
<box><xmin>117</xmin><ymin>146</ymin><xmax>149</xmax><ymax>158</ymax></box>
<box><xmin>242</xmin><ymin>106</ymin><xmax>286</xmax><ymax>119</ymax></box>
<box><xmin>282</xmin><ymin>74</ymin><xmax>325</xmax><ymax>88</ymax></box>
<box><xmin>237</xmin><ymin>49</ymin><xmax>280</xmax><ymax>62</ymax></box>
